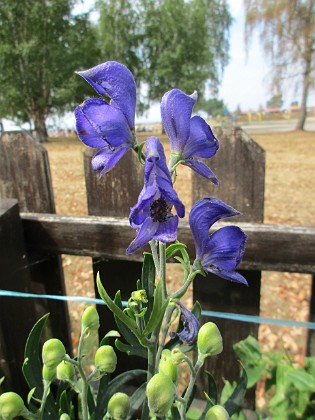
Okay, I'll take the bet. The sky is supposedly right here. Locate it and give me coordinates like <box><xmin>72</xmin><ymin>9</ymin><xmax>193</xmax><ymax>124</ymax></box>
<box><xmin>3</xmin><ymin>0</ymin><xmax>314</xmax><ymax>130</ymax></box>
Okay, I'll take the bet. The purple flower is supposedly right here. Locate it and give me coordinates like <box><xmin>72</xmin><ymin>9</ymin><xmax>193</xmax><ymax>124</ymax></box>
<box><xmin>126</xmin><ymin>137</ymin><xmax>185</xmax><ymax>254</ymax></box>
<box><xmin>189</xmin><ymin>197</ymin><xmax>248</xmax><ymax>285</ymax></box>
<box><xmin>169</xmin><ymin>302</ymin><xmax>200</xmax><ymax>345</ymax></box>
<box><xmin>74</xmin><ymin>61</ymin><xmax>136</xmax><ymax>175</ymax></box>
<box><xmin>161</xmin><ymin>89</ymin><xmax>219</xmax><ymax>184</ymax></box>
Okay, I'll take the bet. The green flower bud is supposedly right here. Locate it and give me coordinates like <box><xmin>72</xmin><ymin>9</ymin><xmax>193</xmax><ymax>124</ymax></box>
<box><xmin>42</xmin><ymin>338</ymin><xmax>66</xmax><ymax>370</ymax></box>
<box><xmin>0</xmin><ymin>392</ymin><xmax>25</xmax><ymax>420</ymax></box>
<box><xmin>159</xmin><ymin>350</ymin><xmax>178</xmax><ymax>382</ymax></box>
<box><xmin>95</xmin><ymin>345</ymin><xmax>117</xmax><ymax>373</ymax></box>
<box><xmin>146</xmin><ymin>373</ymin><xmax>175</xmax><ymax>417</ymax></box>
<box><xmin>42</xmin><ymin>364</ymin><xmax>56</xmax><ymax>382</ymax></box>
<box><xmin>171</xmin><ymin>348</ymin><xmax>185</xmax><ymax>365</ymax></box>
<box><xmin>205</xmin><ymin>404</ymin><xmax>230</xmax><ymax>420</ymax></box>
<box><xmin>131</xmin><ymin>289</ymin><xmax>148</xmax><ymax>303</ymax></box>
<box><xmin>59</xmin><ymin>414</ymin><xmax>71</xmax><ymax>420</ymax></box>
<box><xmin>107</xmin><ymin>392</ymin><xmax>130</xmax><ymax>419</ymax></box>
<box><xmin>57</xmin><ymin>360</ymin><xmax>75</xmax><ymax>382</ymax></box>
<box><xmin>197</xmin><ymin>322</ymin><xmax>223</xmax><ymax>356</ymax></box>
<box><xmin>82</xmin><ymin>306</ymin><xmax>100</xmax><ymax>330</ymax></box>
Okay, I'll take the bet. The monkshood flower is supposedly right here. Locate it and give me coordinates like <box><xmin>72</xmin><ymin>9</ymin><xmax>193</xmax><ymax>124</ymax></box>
<box><xmin>169</xmin><ymin>302</ymin><xmax>200</xmax><ymax>345</ymax></box>
<box><xmin>161</xmin><ymin>89</ymin><xmax>219</xmax><ymax>183</ymax></box>
<box><xmin>126</xmin><ymin>137</ymin><xmax>185</xmax><ymax>254</ymax></box>
<box><xmin>190</xmin><ymin>197</ymin><xmax>248</xmax><ymax>285</ymax></box>
<box><xmin>74</xmin><ymin>61</ymin><xmax>136</xmax><ymax>175</ymax></box>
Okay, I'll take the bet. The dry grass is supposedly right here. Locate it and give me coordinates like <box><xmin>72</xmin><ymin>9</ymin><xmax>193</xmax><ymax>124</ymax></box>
<box><xmin>45</xmin><ymin>129</ymin><xmax>315</xmax><ymax>359</ymax></box>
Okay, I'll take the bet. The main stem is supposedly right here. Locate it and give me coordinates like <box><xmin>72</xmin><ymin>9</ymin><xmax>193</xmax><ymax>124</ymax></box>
<box><xmin>77</xmin><ymin>329</ymin><xmax>89</xmax><ymax>420</ymax></box>
<box><xmin>159</xmin><ymin>241</ymin><xmax>167</xmax><ymax>301</ymax></box>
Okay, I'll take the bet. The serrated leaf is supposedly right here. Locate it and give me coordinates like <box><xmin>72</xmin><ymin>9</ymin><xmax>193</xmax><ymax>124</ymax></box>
<box><xmin>115</xmin><ymin>339</ymin><xmax>148</xmax><ymax>359</ymax></box>
<box><xmin>128</xmin><ymin>382</ymin><xmax>147</xmax><ymax>419</ymax></box>
<box><xmin>223</xmin><ymin>368</ymin><xmax>247</xmax><ymax>416</ymax></box>
<box><xmin>97</xmin><ymin>273</ymin><xmax>143</xmax><ymax>342</ymax></box>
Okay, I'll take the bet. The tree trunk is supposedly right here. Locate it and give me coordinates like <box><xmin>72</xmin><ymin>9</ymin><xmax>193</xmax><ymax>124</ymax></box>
<box><xmin>33</xmin><ymin>112</ymin><xmax>48</xmax><ymax>143</ymax></box>
<box><xmin>296</xmin><ymin>57</ymin><xmax>312</xmax><ymax>131</ymax></box>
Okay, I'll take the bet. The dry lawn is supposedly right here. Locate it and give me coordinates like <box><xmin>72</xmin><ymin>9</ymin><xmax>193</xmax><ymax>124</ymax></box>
<box><xmin>45</xmin><ymin>129</ymin><xmax>315</xmax><ymax>361</ymax></box>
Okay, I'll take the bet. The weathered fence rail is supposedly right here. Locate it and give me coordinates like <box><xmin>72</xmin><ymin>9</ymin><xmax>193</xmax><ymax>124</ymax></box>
<box><xmin>21</xmin><ymin>212</ymin><xmax>315</xmax><ymax>273</ymax></box>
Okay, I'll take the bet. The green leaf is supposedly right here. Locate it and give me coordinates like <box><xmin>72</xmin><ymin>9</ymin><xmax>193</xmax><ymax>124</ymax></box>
<box><xmin>288</xmin><ymin>369</ymin><xmax>315</xmax><ymax>392</ymax></box>
<box><xmin>141</xmin><ymin>253</ymin><xmax>155</xmax><ymax>323</ymax></box>
<box><xmin>96</xmin><ymin>273</ymin><xmax>143</xmax><ymax>342</ymax></box>
<box><xmin>223</xmin><ymin>368</ymin><xmax>247</xmax><ymax>416</ymax></box>
<box><xmin>165</xmin><ymin>241</ymin><xmax>187</xmax><ymax>260</ymax></box>
<box><xmin>27</xmin><ymin>388</ymin><xmax>37</xmax><ymax>405</ymax></box>
<box><xmin>142</xmin><ymin>280</ymin><xmax>168</xmax><ymax>336</ymax></box>
<box><xmin>115</xmin><ymin>339</ymin><xmax>148</xmax><ymax>359</ymax></box>
<box><xmin>206</xmin><ymin>370</ymin><xmax>218</xmax><ymax>406</ymax></box>
<box><xmin>128</xmin><ymin>382</ymin><xmax>147</xmax><ymax>419</ymax></box>
<box><xmin>233</xmin><ymin>336</ymin><xmax>262</xmax><ymax>366</ymax></box>
<box><xmin>95</xmin><ymin>374</ymin><xmax>110</xmax><ymax>420</ymax></box>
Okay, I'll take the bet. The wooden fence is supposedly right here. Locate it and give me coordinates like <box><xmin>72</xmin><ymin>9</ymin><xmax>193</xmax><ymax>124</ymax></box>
<box><xmin>0</xmin><ymin>129</ymin><xmax>315</xmax><ymax>406</ymax></box>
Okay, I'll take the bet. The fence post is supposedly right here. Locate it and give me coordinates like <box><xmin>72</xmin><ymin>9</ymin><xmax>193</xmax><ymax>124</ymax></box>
<box><xmin>0</xmin><ymin>199</ymin><xmax>38</xmax><ymax>397</ymax></box>
<box><xmin>192</xmin><ymin>127</ymin><xmax>265</xmax><ymax>404</ymax></box>
<box><xmin>84</xmin><ymin>149</ymin><xmax>145</xmax><ymax>373</ymax></box>
<box><xmin>0</xmin><ymin>132</ymin><xmax>72</xmax><ymax>353</ymax></box>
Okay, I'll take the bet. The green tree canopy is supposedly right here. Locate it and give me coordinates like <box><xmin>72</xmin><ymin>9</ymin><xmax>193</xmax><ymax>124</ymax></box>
<box><xmin>0</xmin><ymin>0</ymin><xmax>99</xmax><ymax>142</ymax></box>
<box><xmin>197</xmin><ymin>98</ymin><xmax>226</xmax><ymax>117</ymax></box>
<box><xmin>266</xmin><ymin>94</ymin><xmax>284</xmax><ymax>109</ymax></box>
<box><xmin>244</xmin><ymin>0</ymin><xmax>315</xmax><ymax>130</ymax></box>
<box><xmin>142</xmin><ymin>0</ymin><xmax>232</xmax><ymax>103</ymax></box>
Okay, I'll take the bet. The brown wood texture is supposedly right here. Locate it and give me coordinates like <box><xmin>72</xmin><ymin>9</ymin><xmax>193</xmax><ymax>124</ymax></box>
<box><xmin>84</xmin><ymin>148</ymin><xmax>146</xmax><ymax>374</ymax></box>
<box><xmin>0</xmin><ymin>200</ymin><xmax>38</xmax><ymax>397</ymax></box>
<box><xmin>20</xmin><ymin>214</ymin><xmax>315</xmax><ymax>273</ymax></box>
<box><xmin>192</xmin><ymin>127</ymin><xmax>265</xmax><ymax>401</ymax></box>
<box><xmin>0</xmin><ymin>132</ymin><xmax>71</xmax><ymax>352</ymax></box>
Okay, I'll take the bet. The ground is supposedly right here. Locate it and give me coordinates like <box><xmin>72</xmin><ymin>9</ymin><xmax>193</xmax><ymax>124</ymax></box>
<box><xmin>45</xmin><ymin>129</ymin><xmax>315</xmax><ymax>384</ymax></box>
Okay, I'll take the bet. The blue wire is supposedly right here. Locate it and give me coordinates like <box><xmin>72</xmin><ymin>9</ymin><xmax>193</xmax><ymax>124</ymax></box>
<box><xmin>1</xmin><ymin>289</ymin><xmax>315</xmax><ymax>330</ymax></box>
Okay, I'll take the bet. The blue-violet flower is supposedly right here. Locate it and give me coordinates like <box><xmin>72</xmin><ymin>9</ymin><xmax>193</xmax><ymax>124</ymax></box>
<box><xmin>161</xmin><ymin>89</ymin><xmax>219</xmax><ymax>183</ymax></box>
<box><xmin>126</xmin><ymin>137</ymin><xmax>185</xmax><ymax>254</ymax></box>
<box><xmin>189</xmin><ymin>197</ymin><xmax>248</xmax><ymax>285</ymax></box>
<box><xmin>74</xmin><ymin>61</ymin><xmax>136</xmax><ymax>175</ymax></box>
<box><xmin>169</xmin><ymin>302</ymin><xmax>200</xmax><ymax>345</ymax></box>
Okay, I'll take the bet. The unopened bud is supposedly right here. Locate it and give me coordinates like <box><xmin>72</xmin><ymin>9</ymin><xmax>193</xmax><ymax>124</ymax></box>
<box><xmin>146</xmin><ymin>373</ymin><xmax>175</xmax><ymax>417</ymax></box>
<box><xmin>171</xmin><ymin>348</ymin><xmax>185</xmax><ymax>365</ymax></box>
<box><xmin>82</xmin><ymin>306</ymin><xmax>100</xmax><ymax>331</ymax></box>
<box><xmin>107</xmin><ymin>392</ymin><xmax>130</xmax><ymax>419</ymax></box>
<box><xmin>95</xmin><ymin>345</ymin><xmax>117</xmax><ymax>373</ymax></box>
<box><xmin>159</xmin><ymin>350</ymin><xmax>177</xmax><ymax>382</ymax></box>
<box><xmin>42</xmin><ymin>339</ymin><xmax>66</xmax><ymax>370</ymax></box>
<box><xmin>0</xmin><ymin>392</ymin><xmax>25</xmax><ymax>420</ymax></box>
<box><xmin>57</xmin><ymin>360</ymin><xmax>75</xmax><ymax>382</ymax></box>
<box><xmin>42</xmin><ymin>364</ymin><xmax>56</xmax><ymax>382</ymax></box>
<box><xmin>197</xmin><ymin>322</ymin><xmax>223</xmax><ymax>356</ymax></box>
<box><xmin>59</xmin><ymin>414</ymin><xmax>71</xmax><ymax>420</ymax></box>
<box><xmin>205</xmin><ymin>404</ymin><xmax>230</xmax><ymax>419</ymax></box>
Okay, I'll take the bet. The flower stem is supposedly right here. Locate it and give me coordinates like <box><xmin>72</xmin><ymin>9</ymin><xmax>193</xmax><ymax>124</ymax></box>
<box><xmin>170</xmin><ymin>268</ymin><xmax>200</xmax><ymax>300</ymax></box>
<box><xmin>77</xmin><ymin>328</ymin><xmax>90</xmax><ymax>420</ymax></box>
<box><xmin>179</xmin><ymin>356</ymin><xmax>204</xmax><ymax>417</ymax></box>
<box><xmin>155</xmin><ymin>304</ymin><xmax>176</xmax><ymax>368</ymax></box>
<box><xmin>38</xmin><ymin>380</ymin><xmax>51</xmax><ymax>420</ymax></box>
<box><xmin>159</xmin><ymin>241</ymin><xmax>167</xmax><ymax>301</ymax></box>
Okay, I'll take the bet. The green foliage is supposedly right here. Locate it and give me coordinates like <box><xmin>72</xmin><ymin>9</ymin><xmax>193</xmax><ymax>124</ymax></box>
<box><xmin>233</xmin><ymin>335</ymin><xmax>315</xmax><ymax>419</ymax></box>
<box><xmin>0</xmin><ymin>0</ymin><xmax>99</xmax><ymax>141</ymax></box>
<box><xmin>197</xmin><ymin>98</ymin><xmax>227</xmax><ymax>117</ymax></box>
<box><xmin>266</xmin><ymin>94</ymin><xmax>284</xmax><ymax>109</ymax></box>
<box><xmin>141</xmin><ymin>0</ymin><xmax>231</xmax><ymax>102</ymax></box>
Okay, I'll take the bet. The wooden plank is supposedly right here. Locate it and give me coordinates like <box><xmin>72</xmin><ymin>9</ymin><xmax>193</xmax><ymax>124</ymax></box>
<box><xmin>0</xmin><ymin>132</ymin><xmax>71</xmax><ymax>352</ymax></box>
<box><xmin>0</xmin><ymin>199</ymin><xmax>38</xmax><ymax>397</ymax></box>
<box><xmin>21</xmin><ymin>214</ymin><xmax>315</xmax><ymax>274</ymax></box>
<box><xmin>84</xmin><ymin>149</ymin><xmax>146</xmax><ymax>374</ymax></box>
<box><xmin>307</xmin><ymin>275</ymin><xmax>315</xmax><ymax>356</ymax></box>
<box><xmin>191</xmin><ymin>127</ymin><xmax>265</xmax><ymax>404</ymax></box>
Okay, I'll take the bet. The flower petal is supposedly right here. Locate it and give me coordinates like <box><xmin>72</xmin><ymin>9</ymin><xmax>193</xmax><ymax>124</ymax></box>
<box><xmin>145</xmin><ymin>137</ymin><xmax>172</xmax><ymax>184</ymax></box>
<box><xmin>169</xmin><ymin>302</ymin><xmax>200</xmax><ymax>345</ymax></box>
<box><xmin>129</xmin><ymin>185</ymin><xmax>157</xmax><ymax>227</ymax></box>
<box><xmin>183</xmin><ymin>160</ymin><xmax>219</xmax><ymax>185</ymax></box>
<box><xmin>202</xmin><ymin>226</ymin><xmax>247</xmax><ymax>270</ymax></box>
<box><xmin>126</xmin><ymin>217</ymin><xmax>159</xmax><ymax>254</ymax></box>
<box><xmin>157</xmin><ymin>176</ymin><xmax>185</xmax><ymax>218</ymax></box>
<box><xmin>161</xmin><ymin>89</ymin><xmax>197</xmax><ymax>153</ymax></box>
<box><xmin>92</xmin><ymin>145</ymin><xmax>130</xmax><ymax>175</ymax></box>
<box><xmin>77</xmin><ymin>61</ymin><xmax>136</xmax><ymax>129</ymax></box>
<box><xmin>154</xmin><ymin>215</ymin><xmax>178</xmax><ymax>243</ymax></box>
<box><xmin>184</xmin><ymin>116</ymin><xmax>219</xmax><ymax>159</ymax></box>
<box><xmin>75</xmin><ymin>98</ymin><xmax>132</xmax><ymax>148</ymax></box>
<box><xmin>189</xmin><ymin>197</ymin><xmax>240</xmax><ymax>258</ymax></box>
<box><xmin>205</xmin><ymin>266</ymin><xmax>248</xmax><ymax>286</ymax></box>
